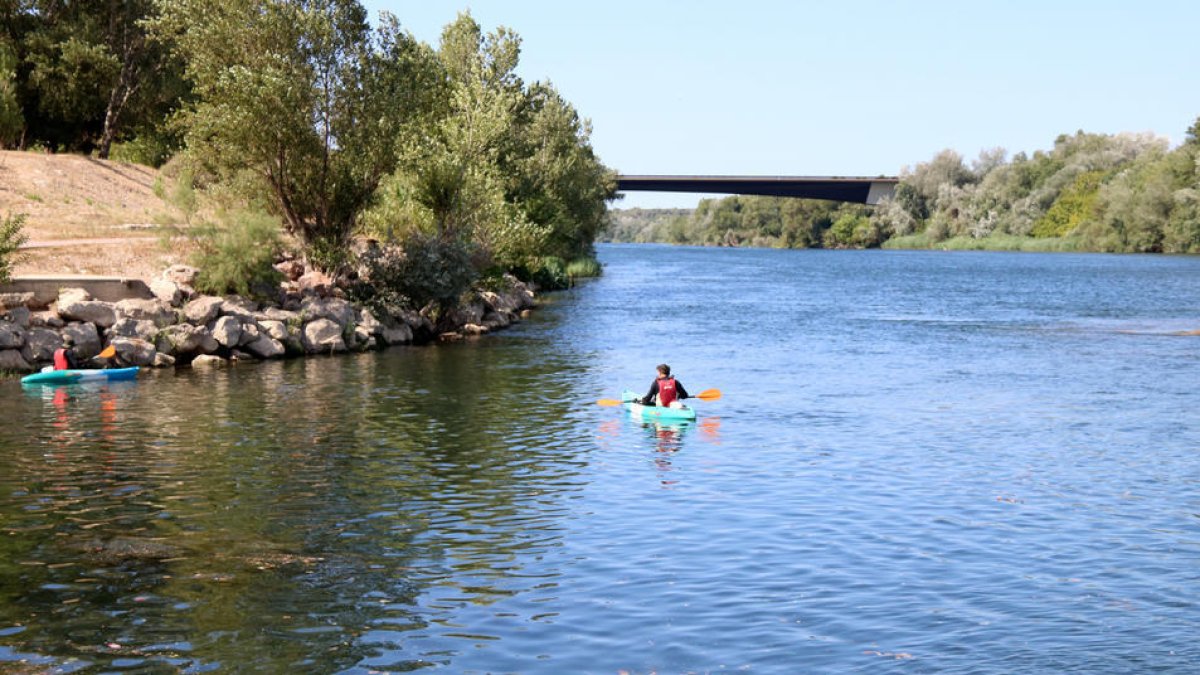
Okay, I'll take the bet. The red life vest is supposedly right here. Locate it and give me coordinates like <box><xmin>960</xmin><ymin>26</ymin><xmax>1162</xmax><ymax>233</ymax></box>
<box><xmin>657</xmin><ymin>377</ymin><xmax>678</xmax><ymax>406</ymax></box>
<box><xmin>53</xmin><ymin>348</ymin><xmax>69</xmax><ymax>370</ymax></box>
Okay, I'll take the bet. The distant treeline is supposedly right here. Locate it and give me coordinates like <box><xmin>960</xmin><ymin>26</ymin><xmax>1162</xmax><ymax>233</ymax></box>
<box><xmin>604</xmin><ymin>122</ymin><xmax>1200</xmax><ymax>253</ymax></box>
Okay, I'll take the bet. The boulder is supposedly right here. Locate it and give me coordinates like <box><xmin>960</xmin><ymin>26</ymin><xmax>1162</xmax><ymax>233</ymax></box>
<box><xmin>62</xmin><ymin>323</ymin><xmax>102</xmax><ymax>359</ymax></box>
<box><xmin>57</xmin><ymin>287</ymin><xmax>91</xmax><ymax>306</ymax></box>
<box><xmin>480</xmin><ymin>290</ymin><xmax>519</xmax><ymax>315</ymax></box>
<box><xmin>237</xmin><ymin>322</ymin><xmax>260</xmax><ymax>347</ymax></box>
<box><xmin>274</xmin><ymin>259</ymin><xmax>305</xmax><ymax>281</ymax></box>
<box><xmin>156</xmin><ymin>324</ymin><xmax>218</xmax><ymax>355</ymax></box>
<box><xmin>0</xmin><ymin>292</ymin><xmax>38</xmax><ymax>311</ymax></box>
<box><xmin>25</xmin><ymin>328</ymin><xmax>62</xmax><ymax>362</ymax></box>
<box><xmin>0</xmin><ymin>320</ymin><xmax>24</xmax><ymax>349</ymax></box>
<box><xmin>462</xmin><ymin>323</ymin><xmax>489</xmax><ymax>336</ymax></box>
<box><xmin>256</xmin><ymin>307</ymin><xmax>301</xmax><ymax>324</ymax></box>
<box><xmin>210</xmin><ymin>316</ymin><xmax>242</xmax><ymax>348</ymax></box>
<box><xmin>0</xmin><ymin>348</ymin><xmax>34</xmax><ymax>372</ymax></box>
<box><xmin>115</xmin><ymin>298</ymin><xmax>175</xmax><ymax>326</ymax></box>
<box><xmin>163</xmin><ymin>264</ymin><xmax>198</xmax><ymax>286</ymax></box>
<box><xmin>297</xmin><ymin>270</ymin><xmax>333</xmax><ymax>296</ymax></box>
<box><xmin>259</xmin><ymin>320</ymin><xmax>288</xmax><ymax>342</ymax></box>
<box><xmin>152</xmin><ymin>352</ymin><xmax>175</xmax><ymax>368</ymax></box>
<box><xmin>191</xmin><ymin>354</ymin><xmax>226</xmax><ymax>367</ymax></box>
<box><xmin>302</xmin><ymin>318</ymin><xmax>346</xmax><ymax>354</ymax></box>
<box><xmin>58</xmin><ymin>297</ymin><xmax>117</xmax><ymax>328</ymax></box>
<box><xmin>244</xmin><ymin>334</ymin><xmax>285</xmax><ymax>359</ymax></box>
<box><xmin>110</xmin><ymin>337</ymin><xmax>157</xmax><ymax>367</ymax></box>
<box><xmin>2</xmin><ymin>306</ymin><xmax>30</xmax><ymax>328</ymax></box>
<box><xmin>149</xmin><ymin>279</ymin><xmax>183</xmax><ymax>305</ymax></box>
<box><xmin>482</xmin><ymin>311</ymin><xmax>511</xmax><ymax>330</ymax></box>
<box><xmin>108</xmin><ymin>317</ymin><xmax>160</xmax><ymax>342</ymax></box>
<box><xmin>300</xmin><ymin>297</ymin><xmax>355</xmax><ymax>326</ymax></box>
<box><xmin>29</xmin><ymin>311</ymin><xmax>64</xmax><ymax>328</ymax></box>
<box><xmin>219</xmin><ymin>297</ymin><xmax>258</xmax><ymax>321</ymax></box>
<box><xmin>351</xmin><ymin>323</ymin><xmax>373</xmax><ymax>350</ymax></box>
<box><xmin>183</xmin><ymin>296</ymin><xmax>223</xmax><ymax>325</ymax></box>
<box><xmin>379</xmin><ymin>323</ymin><xmax>413</xmax><ymax>346</ymax></box>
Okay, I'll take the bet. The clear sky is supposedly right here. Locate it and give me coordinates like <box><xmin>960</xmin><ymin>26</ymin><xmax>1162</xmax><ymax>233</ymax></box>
<box><xmin>362</xmin><ymin>0</ymin><xmax>1200</xmax><ymax>208</ymax></box>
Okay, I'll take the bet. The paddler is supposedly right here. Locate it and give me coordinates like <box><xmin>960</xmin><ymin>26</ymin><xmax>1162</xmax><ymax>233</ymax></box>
<box><xmin>638</xmin><ymin>363</ymin><xmax>691</xmax><ymax>407</ymax></box>
<box><xmin>52</xmin><ymin>336</ymin><xmax>80</xmax><ymax>370</ymax></box>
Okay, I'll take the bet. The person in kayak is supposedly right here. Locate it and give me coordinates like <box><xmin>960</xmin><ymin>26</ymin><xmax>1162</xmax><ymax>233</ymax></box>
<box><xmin>52</xmin><ymin>336</ymin><xmax>80</xmax><ymax>370</ymax></box>
<box><xmin>639</xmin><ymin>364</ymin><xmax>690</xmax><ymax>407</ymax></box>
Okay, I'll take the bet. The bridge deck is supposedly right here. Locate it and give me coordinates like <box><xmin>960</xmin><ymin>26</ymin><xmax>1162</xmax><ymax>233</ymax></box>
<box><xmin>616</xmin><ymin>175</ymin><xmax>898</xmax><ymax>205</ymax></box>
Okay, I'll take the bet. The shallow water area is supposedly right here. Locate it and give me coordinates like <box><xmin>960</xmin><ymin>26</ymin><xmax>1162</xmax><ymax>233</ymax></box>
<box><xmin>1</xmin><ymin>244</ymin><xmax>1198</xmax><ymax>672</ymax></box>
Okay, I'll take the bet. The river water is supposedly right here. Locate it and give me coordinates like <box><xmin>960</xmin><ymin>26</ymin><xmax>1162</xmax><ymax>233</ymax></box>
<box><xmin>1</xmin><ymin>244</ymin><xmax>1198</xmax><ymax>673</ymax></box>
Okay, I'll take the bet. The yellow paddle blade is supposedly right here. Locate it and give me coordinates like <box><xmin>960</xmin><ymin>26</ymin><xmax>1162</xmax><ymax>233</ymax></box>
<box><xmin>695</xmin><ymin>388</ymin><xmax>722</xmax><ymax>401</ymax></box>
<box><xmin>98</xmin><ymin>345</ymin><xmax>117</xmax><ymax>359</ymax></box>
<box><xmin>597</xmin><ymin>398</ymin><xmax>625</xmax><ymax>407</ymax></box>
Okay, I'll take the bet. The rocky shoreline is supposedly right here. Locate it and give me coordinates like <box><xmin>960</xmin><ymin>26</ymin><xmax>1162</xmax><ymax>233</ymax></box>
<box><xmin>0</xmin><ymin>264</ymin><xmax>537</xmax><ymax>375</ymax></box>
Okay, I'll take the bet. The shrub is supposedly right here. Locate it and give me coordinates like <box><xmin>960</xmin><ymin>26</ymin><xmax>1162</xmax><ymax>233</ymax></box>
<box><xmin>0</xmin><ymin>212</ymin><xmax>28</xmax><ymax>284</ymax></box>
<box><xmin>357</xmin><ymin>234</ymin><xmax>478</xmax><ymax>314</ymax></box>
<box><xmin>565</xmin><ymin>257</ymin><xmax>602</xmax><ymax>280</ymax></box>
<box><xmin>514</xmin><ymin>256</ymin><xmax>568</xmax><ymax>290</ymax></box>
<box><xmin>189</xmin><ymin>211</ymin><xmax>284</xmax><ymax>297</ymax></box>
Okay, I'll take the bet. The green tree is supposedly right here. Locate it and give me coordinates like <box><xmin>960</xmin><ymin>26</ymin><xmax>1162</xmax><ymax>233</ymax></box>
<box><xmin>0</xmin><ymin>212</ymin><xmax>28</xmax><ymax>284</ymax></box>
<box><xmin>151</xmin><ymin>0</ymin><xmax>439</xmax><ymax>269</ymax></box>
<box><xmin>0</xmin><ymin>41</ymin><xmax>21</xmax><ymax>147</ymax></box>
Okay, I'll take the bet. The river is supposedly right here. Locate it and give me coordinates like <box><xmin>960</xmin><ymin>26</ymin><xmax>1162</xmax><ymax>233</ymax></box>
<box><xmin>1</xmin><ymin>244</ymin><xmax>1198</xmax><ymax>673</ymax></box>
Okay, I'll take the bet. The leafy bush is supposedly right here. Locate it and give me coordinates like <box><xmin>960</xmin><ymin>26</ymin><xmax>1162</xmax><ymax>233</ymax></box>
<box><xmin>189</xmin><ymin>211</ymin><xmax>284</xmax><ymax>297</ymax></box>
<box><xmin>108</xmin><ymin>135</ymin><xmax>176</xmax><ymax>168</ymax></box>
<box><xmin>0</xmin><ymin>213</ymin><xmax>28</xmax><ymax>284</ymax></box>
<box><xmin>357</xmin><ymin>234</ymin><xmax>477</xmax><ymax>313</ymax></box>
<box><xmin>512</xmin><ymin>256</ymin><xmax>568</xmax><ymax>290</ymax></box>
<box><xmin>565</xmin><ymin>257</ymin><xmax>602</xmax><ymax>279</ymax></box>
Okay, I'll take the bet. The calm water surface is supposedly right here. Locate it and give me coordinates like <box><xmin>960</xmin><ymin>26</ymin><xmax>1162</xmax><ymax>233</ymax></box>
<box><xmin>1</xmin><ymin>244</ymin><xmax>1198</xmax><ymax>673</ymax></box>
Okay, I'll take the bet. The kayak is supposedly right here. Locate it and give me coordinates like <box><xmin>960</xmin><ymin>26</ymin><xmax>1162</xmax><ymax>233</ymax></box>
<box><xmin>622</xmin><ymin>390</ymin><xmax>697</xmax><ymax>422</ymax></box>
<box><xmin>21</xmin><ymin>367</ymin><xmax>140</xmax><ymax>385</ymax></box>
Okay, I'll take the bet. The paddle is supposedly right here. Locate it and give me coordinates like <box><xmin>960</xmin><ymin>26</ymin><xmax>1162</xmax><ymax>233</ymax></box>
<box><xmin>97</xmin><ymin>345</ymin><xmax>116</xmax><ymax>359</ymax></box>
<box><xmin>596</xmin><ymin>388</ymin><xmax>721</xmax><ymax>406</ymax></box>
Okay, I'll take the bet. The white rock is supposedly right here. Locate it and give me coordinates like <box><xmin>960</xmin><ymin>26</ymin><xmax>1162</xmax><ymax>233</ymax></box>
<box><xmin>259</xmin><ymin>319</ymin><xmax>288</xmax><ymax>342</ymax></box>
<box><xmin>110</xmin><ymin>337</ymin><xmax>157</xmax><ymax>367</ymax></box>
<box><xmin>157</xmin><ymin>324</ymin><xmax>218</xmax><ymax>355</ymax></box>
<box><xmin>300</xmin><ymin>297</ymin><xmax>356</xmax><ymax>326</ymax></box>
<box><xmin>191</xmin><ymin>354</ymin><xmax>226</xmax><ymax>367</ymax></box>
<box><xmin>108</xmin><ymin>317</ymin><xmax>160</xmax><ymax>341</ymax></box>
<box><xmin>152</xmin><ymin>352</ymin><xmax>175</xmax><ymax>368</ymax></box>
<box><xmin>149</xmin><ymin>279</ymin><xmax>183</xmax><ymax>305</ymax></box>
<box><xmin>302</xmin><ymin>318</ymin><xmax>346</xmax><ymax>354</ymax></box>
<box><xmin>237</xmin><ymin>322</ymin><xmax>261</xmax><ymax>347</ymax></box>
<box><xmin>244</xmin><ymin>334</ymin><xmax>285</xmax><ymax>359</ymax></box>
<box><xmin>163</xmin><ymin>264</ymin><xmax>198</xmax><ymax>286</ymax></box>
<box><xmin>210</xmin><ymin>316</ymin><xmax>242</xmax><ymax>348</ymax></box>
<box><xmin>58</xmin><ymin>299</ymin><xmax>117</xmax><ymax>328</ymax></box>
<box><xmin>183</xmin><ymin>296</ymin><xmax>223</xmax><ymax>325</ymax></box>
<box><xmin>115</xmin><ymin>298</ymin><xmax>175</xmax><ymax>326</ymax></box>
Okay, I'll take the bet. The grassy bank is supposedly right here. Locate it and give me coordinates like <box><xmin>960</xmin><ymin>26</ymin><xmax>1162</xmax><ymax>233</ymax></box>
<box><xmin>882</xmin><ymin>233</ymin><xmax>1084</xmax><ymax>252</ymax></box>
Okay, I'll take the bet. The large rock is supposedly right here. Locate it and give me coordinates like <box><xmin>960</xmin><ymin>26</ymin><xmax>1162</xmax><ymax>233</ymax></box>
<box><xmin>58</xmin><ymin>296</ymin><xmax>117</xmax><ymax>329</ymax></box>
<box><xmin>302</xmin><ymin>318</ymin><xmax>346</xmax><ymax>354</ymax></box>
<box><xmin>237</xmin><ymin>322</ymin><xmax>261</xmax><ymax>347</ymax></box>
<box><xmin>149</xmin><ymin>279</ymin><xmax>183</xmax><ymax>306</ymax></box>
<box><xmin>108</xmin><ymin>317</ymin><xmax>160</xmax><ymax>342</ymax></box>
<box><xmin>156</xmin><ymin>324</ymin><xmax>218</xmax><ymax>356</ymax></box>
<box><xmin>153</xmin><ymin>352</ymin><xmax>175</xmax><ymax>368</ymax></box>
<box><xmin>219</xmin><ymin>297</ymin><xmax>258</xmax><ymax>321</ymax></box>
<box><xmin>0</xmin><ymin>348</ymin><xmax>34</xmax><ymax>372</ymax></box>
<box><xmin>256</xmin><ymin>307</ymin><xmax>301</xmax><ymax>324</ymax></box>
<box><xmin>244</xmin><ymin>334</ymin><xmax>285</xmax><ymax>359</ymax></box>
<box><xmin>2</xmin><ymin>306</ymin><xmax>30</xmax><ymax>328</ymax></box>
<box><xmin>115</xmin><ymin>298</ymin><xmax>175</xmax><ymax>326</ymax></box>
<box><xmin>183</xmin><ymin>296</ymin><xmax>223</xmax><ymax>325</ymax></box>
<box><xmin>163</xmin><ymin>264</ymin><xmax>198</xmax><ymax>286</ymax></box>
<box><xmin>29</xmin><ymin>311</ymin><xmax>64</xmax><ymax>328</ymax></box>
<box><xmin>378</xmin><ymin>321</ymin><xmax>412</xmax><ymax>346</ymax></box>
<box><xmin>62</xmin><ymin>322</ymin><xmax>102</xmax><ymax>359</ymax></box>
<box><xmin>259</xmin><ymin>319</ymin><xmax>288</xmax><ymax>342</ymax></box>
<box><xmin>210</xmin><ymin>316</ymin><xmax>242</xmax><ymax>348</ymax></box>
<box><xmin>297</xmin><ymin>270</ymin><xmax>332</xmax><ymax>296</ymax></box>
<box><xmin>301</xmin><ymin>297</ymin><xmax>355</xmax><ymax>327</ymax></box>
<box><xmin>110</xmin><ymin>337</ymin><xmax>157</xmax><ymax>367</ymax></box>
<box><xmin>191</xmin><ymin>354</ymin><xmax>226</xmax><ymax>367</ymax></box>
<box><xmin>0</xmin><ymin>292</ymin><xmax>38</xmax><ymax>311</ymax></box>
<box><xmin>0</xmin><ymin>320</ymin><xmax>24</xmax><ymax>348</ymax></box>
<box><xmin>25</xmin><ymin>328</ymin><xmax>61</xmax><ymax>362</ymax></box>
<box><xmin>57</xmin><ymin>287</ymin><xmax>91</xmax><ymax>306</ymax></box>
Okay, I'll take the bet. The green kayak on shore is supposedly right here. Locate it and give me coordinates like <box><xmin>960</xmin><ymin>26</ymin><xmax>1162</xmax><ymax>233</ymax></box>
<box><xmin>622</xmin><ymin>390</ymin><xmax>697</xmax><ymax>422</ymax></box>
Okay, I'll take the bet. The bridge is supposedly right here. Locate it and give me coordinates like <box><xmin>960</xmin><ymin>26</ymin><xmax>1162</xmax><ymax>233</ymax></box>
<box><xmin>616</xmin><ymin>175</ymin><xmax>899</xmax><ymax>205</ymax></box>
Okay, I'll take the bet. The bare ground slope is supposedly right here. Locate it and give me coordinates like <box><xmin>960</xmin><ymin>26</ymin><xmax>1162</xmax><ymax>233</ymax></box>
<box><xmin>0</xmin><ymin>151</ymin><xmax>188</xmax><ymax>279</ymax></box>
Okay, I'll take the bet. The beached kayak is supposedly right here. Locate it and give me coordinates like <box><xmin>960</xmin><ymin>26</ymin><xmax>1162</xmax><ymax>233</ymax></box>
<box><xmin>21</xmin><ymin>367</ymin><xmax>140</xmax><ymax>385</ymax></box>
<box><xmin>621</xmin><ymin>390</ymin><xmax>697</xmax><ymax>422</ymax></box>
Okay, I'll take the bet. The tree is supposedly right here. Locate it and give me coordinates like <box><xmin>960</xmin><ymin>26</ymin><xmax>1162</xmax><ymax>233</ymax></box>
<box><xmin>0</xmin><ymin>41</ymin><xmax>22</xmax><ymax>147</ymax></box>
<box><xmin>151</xmin><ymin>0</ymin><xmax>440</xmax><ymax>269</ymax></box>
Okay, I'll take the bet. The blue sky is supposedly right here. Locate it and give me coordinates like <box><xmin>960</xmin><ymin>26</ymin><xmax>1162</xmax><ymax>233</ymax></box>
<box><xmin>363</xmin><ymin>1</ymin><xmax>1200</xmax><ymax>208</ymax></box>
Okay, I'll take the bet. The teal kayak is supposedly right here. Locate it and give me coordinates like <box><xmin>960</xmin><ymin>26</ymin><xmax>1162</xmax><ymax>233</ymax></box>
<box><xmin>21</xmin><ymin>367</ymin><xmax>140</xmax><ymax>385</ymax></box>
<box><xmin>622</xmin><ymin>390</ymin><xmax>697</xmax><ymax>422</ymax></box>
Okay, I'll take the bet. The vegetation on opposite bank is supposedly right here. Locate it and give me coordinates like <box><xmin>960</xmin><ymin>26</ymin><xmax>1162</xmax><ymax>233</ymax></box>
<box><xmin>0</xmin><ymin>1</ymin><xmax>614</xmax><ymax>313</ymax></box>
<box><xmin>601</xmin><ymin>122</ymin><xmax>1200</xmax><ymax>254</ymax></box>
